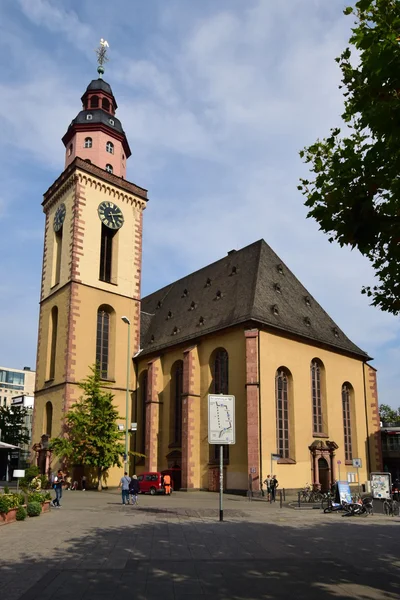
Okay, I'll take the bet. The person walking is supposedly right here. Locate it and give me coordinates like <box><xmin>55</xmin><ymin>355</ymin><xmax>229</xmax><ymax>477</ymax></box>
<box><xmin>163</xmin><ymin>473</ymin><xmax>172</xmax><ymax>495</ymax></box>
<box><xmin>81</xmin><ymin>475</ymin><xmax>87</xmax><ymax>491</ymax></box>
<box><xmin>263</xmin><ymin>475</ymin><xmax>272</xmax><ymax>502</ymax></box>
<box><xmin>270</xmin><ymin>475</ymin><xmax>278</xmax><ymax>502</ymax></box>
<box><xmin>51</xmin><ymin>469</ymin><xmax>64</xmax><ymax>508</ymax></box>
<box><xmin>129</xmin><ymin>474</ymin><xmax>140</xmax><ymax>505</ymax></box>
<box><xmin>118</xmin><ymin>472</ymin><xmax>131</xmax><ymax>505</ymax></box>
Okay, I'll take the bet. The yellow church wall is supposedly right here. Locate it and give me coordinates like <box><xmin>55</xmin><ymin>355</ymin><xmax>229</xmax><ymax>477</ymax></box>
<box><xmin>259</xmin><ymin>330</ymin><xmax>369</xmax><ymax>490</ymax></box>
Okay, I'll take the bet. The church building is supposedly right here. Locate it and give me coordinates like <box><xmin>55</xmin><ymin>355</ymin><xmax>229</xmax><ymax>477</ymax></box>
<box><xmin>32</xmin><ymin>53</ymin><xmax>382</xmax><ymax>492</ymax></box>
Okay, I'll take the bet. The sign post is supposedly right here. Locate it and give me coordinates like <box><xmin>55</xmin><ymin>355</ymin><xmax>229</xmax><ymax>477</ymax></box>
<box><xmin>352</xmin><ymin>458</ymin><xmax>362</xmax><ymax>496</ymax></box>
<box><xmin>208</xmin><ymin>394</ymin><xmax>235</xmax><ymax>522</ymax></box>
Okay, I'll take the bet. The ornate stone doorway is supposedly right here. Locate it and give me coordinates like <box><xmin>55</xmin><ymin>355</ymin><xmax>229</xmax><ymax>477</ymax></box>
<box><xmin>309</xmin><ymin>440</ymin><xmax>338</xmax><ymax>491</ymax></box>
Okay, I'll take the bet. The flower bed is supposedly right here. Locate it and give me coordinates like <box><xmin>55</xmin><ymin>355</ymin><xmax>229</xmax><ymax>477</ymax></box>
<box><xmin>0</xmin><ymin>490</ymin><xmax>52</xmax><ymax>525</ymax></box>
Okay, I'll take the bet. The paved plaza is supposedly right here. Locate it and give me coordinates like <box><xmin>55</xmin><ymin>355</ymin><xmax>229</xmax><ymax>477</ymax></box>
<box><xmin>0</xmin><ymin>489</ymin><xmax>399</xmax><ymax>600</ymax></box>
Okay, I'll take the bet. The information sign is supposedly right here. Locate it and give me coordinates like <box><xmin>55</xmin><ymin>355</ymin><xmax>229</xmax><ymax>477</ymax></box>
<box><xmin>370</xmin><ymin>472</ymin><xmax>391</xmax><ymax>500</ymax></box>
<box><xmin>208</xmin><ymin>394</ymin><xmax>235</xmax><ymax>444</ymax></box>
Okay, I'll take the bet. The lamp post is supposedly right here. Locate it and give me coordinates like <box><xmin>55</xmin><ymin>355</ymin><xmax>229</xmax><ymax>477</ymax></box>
<box><xmin>121</xmin><ymin>316</ymin><xmax>131</xmax><ymax>472</ymax></box>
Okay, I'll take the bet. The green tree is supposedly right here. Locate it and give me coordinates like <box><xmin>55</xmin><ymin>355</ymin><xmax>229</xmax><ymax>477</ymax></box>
<box><xmin>50</xmin><ymin>366</ymin><xmax>125</xmax><ymax>490</ymax></box>
<box><xmin>299</xmin><ymin>0</ymin><xmax>400</xmax><ymax>314</ymax></box>
<box><xmin>0</xmin><ymin>406</ymin><xmax>30</xmax><ymax>446</ymax></box>
<box><xmin>379</xmin><ymin>403</ymin><xmax>400</xmax><ymax>424</ymax></box>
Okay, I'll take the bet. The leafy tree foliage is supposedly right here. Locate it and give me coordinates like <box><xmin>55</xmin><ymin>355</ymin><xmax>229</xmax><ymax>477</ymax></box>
<box><xmin>0</xmin><ymin>405</ymin><xmax>30</xmax><ymax>446</ymax></box>
<box><xmin>379</xmin><ymin>403</ymin><xmax>400</xmax><ymax>424</ymax></box>
<box><xmin>299</xmin><ymin>0</ymin><xmax>400</xmax><ymax>314</ymax></box>
<box><xmin>50</xmin><ymin>366</ymin><xmax>125</xmax><ymax>490</ymax></box>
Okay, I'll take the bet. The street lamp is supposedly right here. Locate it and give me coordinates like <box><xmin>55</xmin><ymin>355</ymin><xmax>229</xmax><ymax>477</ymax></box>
<box><xmin>121</xmin><ymin>316</ymin><xmax>131</xmax><ymax>471</ymax></box>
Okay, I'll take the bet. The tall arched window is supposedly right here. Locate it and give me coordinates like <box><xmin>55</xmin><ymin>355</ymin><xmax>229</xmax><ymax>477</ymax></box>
<box><xmin>102</xmin><ymin>97</ymin><xmax>110</xmax><ymax>111</ymax></box>
<box><xmin>342</xmin><ymin>383</ymin><xmax>353</xmax><ymax>461</ymax></box>
<box><xmin>48</xmin><ymin>306</ymin><xmax>58</xmax><ymax>380</ymax></box>
<box><xmin>45</xmin><ymin>401</ymin><xmax>53</xmax><ymax>437</ymax></box>
<box><xmin>84</xmin><ymin>137</ymin><xmax>92</xmax><ymax>148</ymax></box>
<box><xmin>106</xmin><ymin>141</ymin><xmax>114</xmax><ymax>154</ymax></box>
<box><xmin>140</xmin><ymin>371</ymin><xmax>148</xmax><ymax>455</ymax></box>
<box><xmin>68</xmin><ymin>144</ymin><xmax>73</xmax><ymax>156</ymax></box>
<box><xmin>105</xmin><ymin>164</ymin><xmax>113</xmax><ymax>174</ymax></box>
<box><xmin>311</xmin><ymin>359</ymin><xmax>325</xmax><ymax>435</ymax></box>
<box><xmin>96</xmin><ymin>308</ymin><xmax>111</xmax><ymax>379</ymax></box>
<box><xmin>276</xmin><ymin>369</ymin><xmax>290</xmax><ymax>459</ymax></box>
<box><xmin>211</xmin><ymin>348</ymin><xmax>229</xmax><ymax>461</ymax></box>
<box><xmin>90</xmin><ymin>95</ymin><xmax>99</xmax><ymax>108</ymax></box>
<box><xmin>170</xmin><ymin>361</ymin><xmax>183</xmax><ymax>445</ymax></box>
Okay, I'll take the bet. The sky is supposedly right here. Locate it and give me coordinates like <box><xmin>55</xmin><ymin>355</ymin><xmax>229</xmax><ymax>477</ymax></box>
<box><xmin>0</xmin><ymin>0</ymin><xmax>399</xmax><ymax>408</ymax></box>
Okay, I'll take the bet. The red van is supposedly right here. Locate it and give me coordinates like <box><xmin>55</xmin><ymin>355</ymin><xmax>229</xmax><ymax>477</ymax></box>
<box><xmin>137</xmin><ymin>472</ymin><xmax>173</xmax><ymax>495</ymax></box>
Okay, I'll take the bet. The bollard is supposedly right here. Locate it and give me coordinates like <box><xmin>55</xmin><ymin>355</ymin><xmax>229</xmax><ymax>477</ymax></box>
<box><xmin>298</xmin><ymin>491</ymin><xmax>301</xmax><ymax>508</ymax></box>
<box><xmin>283</xmin><ymin>488</ymin><xmax>286</xmax><ymax>501</ymax></box>
<box><xmin>279</xmin><ymin>489</ymin><xmax>283</xmax><ymax>508</ymax></box>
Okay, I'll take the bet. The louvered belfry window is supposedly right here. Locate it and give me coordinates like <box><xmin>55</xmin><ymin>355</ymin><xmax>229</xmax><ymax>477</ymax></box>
<box><xmin>96</xmin><ymin>309</ymin><xmax>110</xmax><ymax>379</ymax></box>
<box><xmin>342</xmin><ymin>384</ymin><xmax>352</xmax><ymax>461</ymax></box>
<box><xmin>311</xmin><ymin>361</ymin><xmax>323</xmax><ymax>434</ymax></box>
<box><xmin>276</xmin><ymin>370</ymin><xmax>289</xmax><ymax>458</ymax></box>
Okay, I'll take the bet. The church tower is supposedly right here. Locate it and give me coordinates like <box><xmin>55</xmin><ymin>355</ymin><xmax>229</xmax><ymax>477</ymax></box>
<box><xmin>32</xmin><ymin>42</ymin><xmax>147</xmax><ymax>484</ymax></box>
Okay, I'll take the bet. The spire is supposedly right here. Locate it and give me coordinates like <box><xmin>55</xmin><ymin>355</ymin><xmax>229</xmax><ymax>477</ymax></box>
<box><xmin>95</xmin><ymin>38</ymin><xmax>109</xmax><ymax>79</ymax></box>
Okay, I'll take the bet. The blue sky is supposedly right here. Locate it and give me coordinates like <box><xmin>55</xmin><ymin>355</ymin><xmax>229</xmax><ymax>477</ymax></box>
<box><xmin>0</xmin><ymin>0</ymin><xmax>399</xmax><ymax>408</ymax></box>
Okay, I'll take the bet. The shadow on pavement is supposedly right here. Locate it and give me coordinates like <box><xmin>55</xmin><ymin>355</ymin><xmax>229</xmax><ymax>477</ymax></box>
<box><xmin>1</xmin><ymin>515</ymin><xmax>399</xmax><ymax>600</ymax></box>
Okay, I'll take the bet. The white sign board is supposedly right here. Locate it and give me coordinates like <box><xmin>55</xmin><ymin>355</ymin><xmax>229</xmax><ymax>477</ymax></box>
<box><xmin>352</xmin><ymin>458</ymin><xmax>362</xmax><ymax>468</ymax></box>
<box><xmin>208</xmin><ymin>394</ymin><xmax>235</xmax><ymax>444</ymax></box>
<box><xmin>370</xmin><ymin>472</ymin><xmax>391</xmax><ymax>500</ymax></box>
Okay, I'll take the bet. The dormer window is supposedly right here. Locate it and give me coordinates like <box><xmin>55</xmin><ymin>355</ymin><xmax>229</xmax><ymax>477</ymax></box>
<box><xmin>105</xmin><ymin>164</ymin><xmax>113</xmax><ymax>174</ymax></box>
<box><xmin>181</xmin><ymin>289</ymin><xmax>188</xmax><ymax>298</ymax></box>
<box><xmin>215</xmin><ymin>290</ymin><xmax>222</xmax><ymax>300</ymax></box>
<box><xmin>274</xmin><ymin>283</ymin><xmax>281</xmax><ymax>293</ymax></box>
<box><xmin>106</xmin><ymin>141</ymin><xmax>114</xmax><ymax>154</ymax></box>
<box><xmin>304</xmin><ymin>296</ymin><xmax>311</xmax><ymax>307</ymax></box>
<box><xmin>304</xmin><ymin>317</ymin><xmax>311</xmax><ymax>327</ymax></box>
<box><xmin>86</xmin><ymin>113</ymin><xmax>93</xmax><ymax>120</ymax></box>
<box><xmin>205</xmin><ymin>278</ymin><xmax>211</xmax><ymax>287</ymax></box>
<box><xmin>167</xmin><ymin>311</ymin><xmax>173</xmax><ymax>320</ymax></box>
<box><xmin>84</xmin><ymin>137</ymin><xmax>92</xmax><ymax>148</ymax></box>
<box><xmin>189</xmin><ymin>301</ymin><xmax>197</xmax><ymax>311</ymax></box>
<box><xmin>271</xmin><ymin>304</ymin><xmax>279</xmax><ymax>316</ymax></box>
<box><xmin>230</xmin><ymin>266</ymin><xmax>237</xmax><ymax>276</ymax></box>
<box><xmin>199</xmin><ymin>316</ymin><xmax>205</xmax><ymax>326</ymax></box>
<box><xmin>156</xmin><ymin>301</ymin><xmax>162</xmax><ymax>309</ymax></box>
<box><xmin>90</xmin><ymin>96</ymin><xmax>99</xmax><ymax>108</ymax></box>
<box><xmin>277</xmin><ymin>264</ymin><xmax>284</xmax><ymax>275</ymax></box>
<box><xmin>109</xmin><ymin>118</ymin><xmax>115</xmax><ymax>126</ymax></box>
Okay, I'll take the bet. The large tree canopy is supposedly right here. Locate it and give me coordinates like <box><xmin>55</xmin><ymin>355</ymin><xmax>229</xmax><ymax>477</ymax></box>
<box><xmin>0</xmin><ymin>405</ymin><xmax>30</xmax><ymax>446</ymax></box>
<box><xmin>299</xmin><ymin>0</ymin><xmax>400</xmax><ymax>314</ymax></box>
<box><xmin>379</xmin><ymin>403</ymin><xmax>400</xmax><ymax>424</ymax></box>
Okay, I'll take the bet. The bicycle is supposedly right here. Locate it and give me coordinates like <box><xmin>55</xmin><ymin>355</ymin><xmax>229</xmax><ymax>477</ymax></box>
<box><xmin>383</xmin><ymin>497</ymin><xmax>399</xmax><ymax>516</ymax></box>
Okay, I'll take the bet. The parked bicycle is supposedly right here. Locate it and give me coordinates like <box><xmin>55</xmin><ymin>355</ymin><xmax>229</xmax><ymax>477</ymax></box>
<box><xmin>300</xmin><ymin>483</ymin><xmax>323</xmax><ymax>503</ymax></box>
<box><xmin>383</xmin><ymin>497</ymin><xmax>399</xmax><ymax>517</ymax></box>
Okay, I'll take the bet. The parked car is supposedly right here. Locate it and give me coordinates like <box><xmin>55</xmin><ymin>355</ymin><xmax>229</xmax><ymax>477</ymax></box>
<box><xmin>137</xmin><ymin>472</ymin><xmax>173</xmax><ymax>495</ymax></box>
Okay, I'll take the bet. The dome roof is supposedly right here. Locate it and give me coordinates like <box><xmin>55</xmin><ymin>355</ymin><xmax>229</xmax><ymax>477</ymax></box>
<box><xmin>85</xmin><ymin>78</ymin><xmax>113</xmax><ymax>96</ymax></box>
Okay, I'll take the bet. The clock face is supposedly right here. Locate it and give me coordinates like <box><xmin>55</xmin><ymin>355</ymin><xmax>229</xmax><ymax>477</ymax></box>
<box><xmin>53</xmin><ymin>203</ymin><xmax>66</xmax><ymax>232</ymax></box>
<box><xmin>98</xmin><ymin>201</ymin><xmax>124</xmax><ymax>230</ymax></box>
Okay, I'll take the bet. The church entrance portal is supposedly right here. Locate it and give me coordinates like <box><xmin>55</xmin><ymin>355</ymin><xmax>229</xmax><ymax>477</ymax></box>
<box><xmin>318</xmin><ymin>457</ymin><xmax>330</xmax><ymax>492</ymax></box>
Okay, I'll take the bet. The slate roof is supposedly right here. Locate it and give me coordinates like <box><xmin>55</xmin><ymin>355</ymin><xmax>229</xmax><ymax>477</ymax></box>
<box><xmin>69</xmin><ymin>109</ymin><xmax>125</xmax><ymax>135</ymax></box>
<box><xmin>85</xmin><ymin>78</ymin><xmax>114</xmax><ymax>97</ymax></box>
<box><xmin>139</xmin><ymin>239</ymin><xmax>370</xmax><ymax>360</ymax></box>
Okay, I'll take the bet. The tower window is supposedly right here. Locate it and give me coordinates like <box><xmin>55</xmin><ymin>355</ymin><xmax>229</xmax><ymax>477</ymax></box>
<box><xmin>68</xmin><ymin>144</ymin><xmax>73</xmax><ymax>156</ymax></box>
<box><xmin>105</xmin><ymin>164</ymin><xmax>113</xmax><ymax>174</ymax></box>
<box><xmin>102</xmin><ymin>98</ymin><xmax>110</xmax><ymax>111</ymax></box>
<box><xmin>106</xmin><ymin>141</ymin><xmax>114</xmax><ymax>154</ymax></box>
<box><xmin>99</xmin><ymin>224</ymin><xmax>116</xmax><ymax>283</ymax></box>
<box><xmin>52</xmin><ymin>227</ymin><xmax>63</xmax><ymax>286</ymax></box>
<box><xmin>96</xmin><ymin>309</ymin><xmax>110</xmax><ymax>379</ymax></box>
<box><xmin>47</xmin><ymin>306</ymin><xmax>58</xmax><ymax>381</ymax></box>
<box><xmin>86</xmin><ymin>114</ymin><xmax>93</xmax><ymax>120</ymax></box>
<box><xmin>90</xmin><ymin>95</ymin><xmax>99</xmax><ymax>108</ymax></box>
<box><xmin>84</xmin><ymin>137</ymin><xmax>92</xmax><ymax>148</ymax></box>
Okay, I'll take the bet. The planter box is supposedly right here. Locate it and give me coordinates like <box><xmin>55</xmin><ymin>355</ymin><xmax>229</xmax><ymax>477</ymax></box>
<box><xmin>41</xmin><ymin>500</ymin><xmax>51</xmax><ymax>513</ymax></box>
<box><xmin>0</xmin><ymin>507</ymin><xmax>18</xmax><ymax>525</ymax></box>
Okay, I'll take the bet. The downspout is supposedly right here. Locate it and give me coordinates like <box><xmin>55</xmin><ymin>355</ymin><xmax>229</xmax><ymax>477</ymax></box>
<box><xmin>258</xmin><ymin>330</ymin><xmax>263</xmax><ymax>493</ymax></box>
<box><xmin>362</xmin><ymin>361</ymin><xmax>371</xmax><ymax>475</ymax></box>
<box><xmin>133</xmin><ymin>357</ymin><xmax>139</xmax><ymax>474</ymax></box>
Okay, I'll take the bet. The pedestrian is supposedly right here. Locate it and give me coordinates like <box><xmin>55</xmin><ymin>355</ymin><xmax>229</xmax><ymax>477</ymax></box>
<box><xmin>81</xmin><ymin>475</ymin><xmax>87</xmax><ymax>491</ymax></box>
<box><xmin>270</xmin><ymin>475</ymin><xmax>278</xmax><ymax>502</ymax></box>
<box><xmin>118</xmin><ymin>472</ymin><xmax>131</xmax><ymax>505</ymax></box>
<box><xmin>263</xmin><ymin>475</ymin><xmax>271</xmax><ymax>502</ymax></box>
<box><xmin>129</xmin><ymin>474</ymin><xmax>140</xmax><ymax>505</ymax></box>
<box><xmin>51</xmin><ymin>469</ymin><xmax>64</xmax><ymax>508</ymax></box>
<box><xmin>163</xmin><ymin>473</ymin><xmax>172</xmax><ymax>495</ymax></box>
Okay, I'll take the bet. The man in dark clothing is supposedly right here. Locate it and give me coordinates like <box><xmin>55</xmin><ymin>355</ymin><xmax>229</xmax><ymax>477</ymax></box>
<box><xmin>270</xmin><ymin>475</ymin><xmax>278</xmax><ymax>502</ymax></box>
<box><xmin>129</xmin><ymin>474</ymin><xmax>140</xmax><ymax>505</ymax></box>
<box><xmin>51</xmin><ymin>469</ymin><xmax>64</xmax><ymax>508</ymax></box>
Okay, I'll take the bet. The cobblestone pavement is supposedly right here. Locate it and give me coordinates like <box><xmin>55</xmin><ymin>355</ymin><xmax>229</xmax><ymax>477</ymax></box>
<box><xmin>0</xmin><ymin>490</ymin><xmax>399</xmax><ymax>600</ymax></box>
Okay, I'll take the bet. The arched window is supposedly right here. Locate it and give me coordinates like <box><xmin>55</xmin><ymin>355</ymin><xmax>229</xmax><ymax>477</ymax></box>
<box><xmin>48</xmin><ymin>306</ymin><xmax>58</xmax><ymax>380</ymax></box>
<box><xmin>106</xmin><ymin>141</ymin><xmax>114</xmax><ymax>154</ymax></box>
<box><xmin>102</xmin><ymin>97</ymin><xmax>110</xmax><ymax>111</ymax></box>
<box><xmin>68</xmin><ymin>144</ymin><xmax>73</xmax><ymax>156</ymax></box>
<box><xmin>105</xmin><ymin>164</ymin><xmax>113</xmax><ymax>174</ymax></box>
<box><xmin>342</xmin><ymin>383</ymin><xmax>353</xmax><ymax>461</ymax></box>
<box><xmin>84</xmin><ymin>137</ymin><xmax>92</xmax><ymax>148</ymax></box>
<box><xmin>90</xmin><ymin>95</ymin><xmax>99</xmax><ymax>108</ymax></box>
<box><xmin>170</xmin><ymin>361</ymin><xmax>183</xmax><ymax>445</ymax></box>
<box><xmin>276</xmin><ymin>369</ymin><xmax>290</xmax><ymax>459</ymax></box>
<box><xmin>311</xmin><ymin>359</ymin><xmax>324</xmax><ymax>435</ymax></box>
<box><xmin>140</xmin><ymin>371</ymin><xmax>148</xmax><ymax>454</ymax></box>
<box><xmin>211</xmin><ymin>348</ymin><xmax>229</xmax><ymax>461</ymax></box>
<box><xmin>96</xmin><ymin>308</ymin><xmax>111</xmax><ymax>379</ymax></box>
<box><xmin>45</xmin><ymin>401</ymin><xmax>53</xmax><ymax>437</ymax></box>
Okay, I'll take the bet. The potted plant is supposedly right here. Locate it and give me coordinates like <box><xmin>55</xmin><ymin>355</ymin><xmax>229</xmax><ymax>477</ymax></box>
<box><xmin>0</xmin><ymin>493</ymin><xmax>23</xmax><ymax>524</ymax></box>
<box><xmin>27</xmin><ymin>491</ymin><xmax>52</xmax><ymax>513</ymax></box>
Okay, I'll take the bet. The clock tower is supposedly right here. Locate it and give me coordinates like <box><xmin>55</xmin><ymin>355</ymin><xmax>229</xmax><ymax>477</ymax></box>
<box><xmin>32</xmin><ymin>44</ymin><xmax>147</xmax><ymax>485</ymax></box>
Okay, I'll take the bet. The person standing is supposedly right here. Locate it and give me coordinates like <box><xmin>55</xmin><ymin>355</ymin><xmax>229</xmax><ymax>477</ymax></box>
<box><xmin>118</xmin><ymin>472</ymin><xmax>131</xmax><ymax>505</ymax></box>
<box><xmin>51</xmin><ymin>469</ymin><xmax>64</xmax><ymax>508</ymax></box>
<box><xmin>163</xmin><ymin>473</ymin><xmax>172</xmax><ymax>495</ymax></box>
<box><xmin>270</xmin><ymin>475</ymin><xmax>278</xmax><ymax>502</ymax></box>
<box><xmin>263</xmin><ymin>475</ymin><xmax>272</xmax><ymax>502</ymax></box>
<box><xmin>81</xmin><ymin>475</ymin><xmax>87</xmax><ymax>491</ymax></box>
<box><xmin>129</xmin><ymin>474</ymin><xmax>140</xmax><ymax>505</ymax></box>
